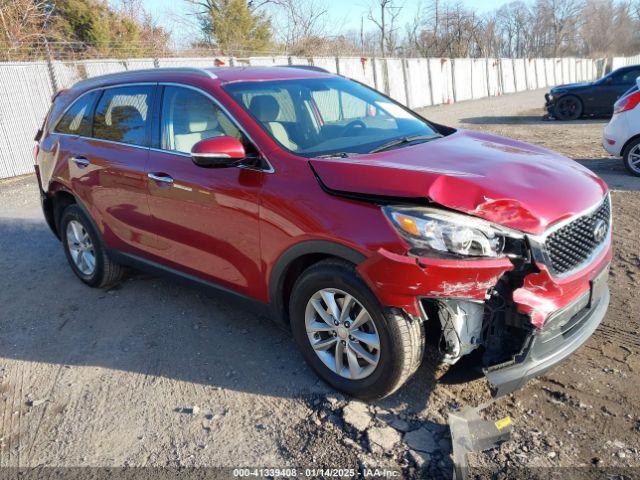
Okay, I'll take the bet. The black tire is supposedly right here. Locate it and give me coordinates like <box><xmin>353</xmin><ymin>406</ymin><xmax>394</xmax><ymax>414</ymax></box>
<box><xmin>622</xmin><ymin>138</ymin><xmax>640</xmax><ymax>177</ymax></box>
<box><xmin>59</xmin><ymin>204</ymin><xmax>125</xmax><ymax>288</ymax></box>
<box><xmin>553</xmin><ymin>95</ymin><xmax>583</xmax><ymax>120</ymax></box>
<box><xmin>289</xmin><ymin>259</ymin><xmax>424</xmax><ymax>401</ymax></box>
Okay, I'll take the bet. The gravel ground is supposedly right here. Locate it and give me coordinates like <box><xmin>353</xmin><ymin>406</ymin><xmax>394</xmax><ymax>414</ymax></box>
<box><xmin>1</xmin><ymin>88</ymin><xmax>639</xmax><ymax>478</ymax></box>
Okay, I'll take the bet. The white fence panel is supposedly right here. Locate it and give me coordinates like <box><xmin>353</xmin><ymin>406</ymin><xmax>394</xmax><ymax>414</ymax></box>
<box><xmin>471</xmin><ymin>59</ymin><xmax>488</xmax><ymax>99</ymax></box>
<box><xmin>0</xmin><ymin>63</ymin><xmax>53</xmax><ymax>178</ymax></box>
<box><xmin>247</xmin><ymin>56</ymin><xmax>288</xmax><ymax>66</ymax></box>
<box><xmin>501</xmin><ymin>59</ymin><xmax>516</xmax><ymax>93</ymax></box>
<box><xmin>487</xmin><ymin>58</ymin><xmax>501</xmax><ymax>95</ymax></box>
<box><xmin>289</xmin><ymin>56</ymin><xmax>311</xmax><ymax>66</ymax></box>
<box><xmin>534</xmin><ymin>58</ymin><xmax>546</xmax><ymax>88</ymax></box>
<box><xmin>157</xmin><ymin>57</ymin><xmax>214</xmax><ymax>68</ymax></box>
<box><xmin>311</xmin><ymin>57</ymin><xmax>338</xmax><ymax>74</ymax></box>
<box><xmin>544</xmin><ymin>58</ymin><xmax>555</xmax><ymax>86</ymax></box>
<box><xmin>385</xmin><ymin>58</ymin><xmax>406</xmax><ymax>105</ymax></box>
<box><xmin>525</xmin><ymin>59</ymin><xmax>537</xmax><ymax>89</ymax></box>
<box><xmin>373</xmin><ymin>58</ymin><xmax>387</xmax><ymax>93</ymax></box>
<box><xmin>405</xmin><ymin>58</ymin><xmax>431</xmax><ymax>108</ymax></box>
<box><xmin>428</xmin><ymin>58</ymin><xmax>453</xmax><ymax>105</ymax></box>
<box><xmin>338</xmin><ymin>57</ymin><xmax>375</xmax><ymax>87</ymax></box>
<box><xmin>452</xmin><ymin>58</ymin><xmax>473</xmax><ymax>101</ymax></box>
<box><xmin>560</xmin><ymin>58</ymin><xmax>570</xmax><ymax>83</ymax></box>
<box><xmin>513</xmin><ymin>58</ymin><xmax>527</xmax><ymax>91</ymax></box>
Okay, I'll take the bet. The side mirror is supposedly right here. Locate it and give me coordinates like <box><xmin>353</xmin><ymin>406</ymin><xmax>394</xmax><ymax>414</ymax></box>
<box><xmin>191</xmin><ymin>136</ymin><xmax>246</xmax><ymax>168</ymax></box>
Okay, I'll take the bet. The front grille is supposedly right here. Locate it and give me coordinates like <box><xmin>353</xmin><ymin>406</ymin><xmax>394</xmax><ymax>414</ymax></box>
<box><xmin>544</xmin><ymin>196</ymin><xmax>610</xmax><ymax>275</ymax></box>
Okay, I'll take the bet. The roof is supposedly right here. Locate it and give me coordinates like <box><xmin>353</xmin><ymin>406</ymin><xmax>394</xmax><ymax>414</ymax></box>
<box><xmin>205</xmin><ymin>66</ymin><xmax>333</xmax><ymax>82</ymax></box>
<box><xmin>70</xmin><ymin>66</ymin><xmax>334</xmax><ymax>92</ymax></box>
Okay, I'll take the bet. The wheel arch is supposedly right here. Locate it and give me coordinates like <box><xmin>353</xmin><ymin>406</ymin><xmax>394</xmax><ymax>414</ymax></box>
<box><xmin>45</xmin><ymin>183</ymin><xmax>99</xmax><ymax>240</ymax></box>
<box><xmin>620</xmin><ymin>133</ymin><xmax>640</xmax><ymax>158</ymax></box>
<box><xmin>269</xmin><ymin>240</ymin><xmax>368</xmax><ymax>329</ymax></box>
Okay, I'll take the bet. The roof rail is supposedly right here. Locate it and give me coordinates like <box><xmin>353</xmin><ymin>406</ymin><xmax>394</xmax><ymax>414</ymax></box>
<box><xmin>280</xmin><ymin>65</ymin><xmax>331</xmax><ymax>74</ymax></box>
<box><xmin>73</xmin><ymin>67</ymin><xmax>217</xmax><ymax>89</ymax></box>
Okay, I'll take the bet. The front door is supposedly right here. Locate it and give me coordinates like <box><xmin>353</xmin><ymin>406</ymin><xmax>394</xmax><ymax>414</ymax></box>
<box><xmin>146</xmin><ymin>85</ymin><xmax>265</xmax><ymax>299</ymax></box>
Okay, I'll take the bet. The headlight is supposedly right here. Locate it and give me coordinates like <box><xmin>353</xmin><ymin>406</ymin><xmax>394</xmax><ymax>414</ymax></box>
<box><xmin>383</xmin><ymin>206</ymin><xmax>508</xmax><ymax>258</ymax></box>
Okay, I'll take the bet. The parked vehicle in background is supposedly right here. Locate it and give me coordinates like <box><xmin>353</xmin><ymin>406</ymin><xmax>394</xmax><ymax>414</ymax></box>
<box><xmin>603</xmin><ymin>77</ymin><xmax>640</xmax><ymax>176</ymax></box>
<box><xmin>35</xmin><ymin>67</ymin><xmax>611</xmax><ymax>401</ymax></box>
<box><xmin>546</xmin><ymin>64</ymin><xmax>640</xmax><ymax>120</ymax></box>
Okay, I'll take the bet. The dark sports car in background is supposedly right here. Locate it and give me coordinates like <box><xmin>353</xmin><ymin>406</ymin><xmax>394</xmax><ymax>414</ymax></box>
<box><xmin>545</xmin><ymin>64</ymin><xmax>640</xmax><ymax>120</ymax></box>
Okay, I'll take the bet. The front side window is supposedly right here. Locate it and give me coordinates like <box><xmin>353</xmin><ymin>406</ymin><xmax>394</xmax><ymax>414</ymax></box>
<box><xmin>93</xmin><ymin>86</ymin><xmax>153</xmax><ymax>146</ymax></box>
<box><xmin>54</xmin><ymin>91</ymin><xmax>99</xmax><ymax>136</ymax></box>
<box><xmin>160</xmin><ymin>86</ymin><xmax>242</xmax><ymax>154</ymax></box>
<box><xmin>223</xmin><ymin>77</ymin><xmax>438</xmax><ymax>157</ymax></box>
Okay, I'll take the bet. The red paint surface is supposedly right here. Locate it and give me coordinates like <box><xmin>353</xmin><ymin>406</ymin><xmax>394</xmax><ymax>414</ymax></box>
<box><xmin>310</xmin><ymin>129</ymin><xmax>608</xmax><ymax>235</ymax></box>
<box><xmin>514</xmin><ymin>240</ymin><xmax>613</xmax><ymax>328</ymax></box>
<box><xmin>36</xmin><ymin>66</ymin><xmax>611</xmax><ymax>330</ymax></box>
<box><xmin>191</xmin><ymin>135</ymin><xmax>246</xmax><ymax>158</ymax></box>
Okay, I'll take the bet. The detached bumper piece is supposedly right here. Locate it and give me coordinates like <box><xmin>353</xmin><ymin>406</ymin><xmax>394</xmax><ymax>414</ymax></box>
<box><xmin>449</xmin><ymin>403</ymin><xmax>512</xmax><ymax>480</ymax></box>
<box><xmin>485</xmin><ymin>286</ymin><xmax>610</xmax><ymax>397</ymax></box>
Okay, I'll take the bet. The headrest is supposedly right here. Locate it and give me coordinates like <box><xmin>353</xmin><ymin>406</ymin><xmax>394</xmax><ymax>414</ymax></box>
<box><xmin>249</xmin><ymin>95</ymin><xmax>280</xmax><ymax>122</ymax></box>
<box><xmin>170</xmin><ymin>94</ymin><xmax>219</xmax><ymax>134</ymax></box>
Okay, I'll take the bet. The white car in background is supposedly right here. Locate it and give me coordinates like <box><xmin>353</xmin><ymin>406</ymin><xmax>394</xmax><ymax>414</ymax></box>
<box><xmin>603</xmin><ymin>77</ymin><xmax>640</xmax><ymax>176</ymax></box>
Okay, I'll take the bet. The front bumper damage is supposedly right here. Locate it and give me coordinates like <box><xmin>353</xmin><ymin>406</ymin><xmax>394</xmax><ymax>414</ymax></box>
<box><xmin>357</xmin><ymin>237</ymin><xmax>612</xmax><ymax>396</ymax></box>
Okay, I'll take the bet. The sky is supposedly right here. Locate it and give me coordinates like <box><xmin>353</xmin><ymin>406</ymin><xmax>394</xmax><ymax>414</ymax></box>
<box><xmin>116</xmin><ymin>0</ymin><xmax>516</xmax><ymax>46</ymax></box>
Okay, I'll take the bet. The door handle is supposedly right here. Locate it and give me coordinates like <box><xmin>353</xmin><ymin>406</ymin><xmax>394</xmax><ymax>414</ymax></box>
<box><xmin>71</xmin><ymin>156</ymin><xmax>90</xmax><ymax>168</ymax></box>
<box><xmin>148</xmin><ymin>172</ymin><xmax>174</xmax><ymax>184</ymax></box>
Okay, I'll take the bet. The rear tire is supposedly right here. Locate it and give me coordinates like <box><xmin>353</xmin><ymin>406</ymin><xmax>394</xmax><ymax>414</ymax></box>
<box><xmin>289</xmin><ymin>259</ymin><xmax>424</xmax><ymax>401</ymax></box>
<box><xmin>554</xmin><ymin>95</ymin><xmax>583</xmax><ymax>120</ymax></box>
<box><xmin>60</xmin><ymin>205</ymin><xmax>125</xmax><ymax>288</ymax></box>
<box><xmin>622</xmin><ymin>138</ymin><xmax>640</xmax><ymax>177</ymax></box>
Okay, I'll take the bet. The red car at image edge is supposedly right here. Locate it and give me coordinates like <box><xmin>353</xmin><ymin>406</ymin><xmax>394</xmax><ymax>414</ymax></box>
<box><xmin>33</xmin><ymin>66</ymin><xmax>612</xmax><ymax>400</ymax></box>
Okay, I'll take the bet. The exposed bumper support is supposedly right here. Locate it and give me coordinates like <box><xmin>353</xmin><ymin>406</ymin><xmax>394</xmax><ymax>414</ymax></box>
<box><xmin>485</xmin><ymin>286</ymin><xmax>609</xmax><ymax>397</ymax></box>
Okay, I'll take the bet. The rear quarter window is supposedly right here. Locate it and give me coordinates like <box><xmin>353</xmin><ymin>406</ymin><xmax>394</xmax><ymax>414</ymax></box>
<box><xmin>54</xmin><ymin>91</ymin><xmax>99</xmax><ymax>137</ymax></box>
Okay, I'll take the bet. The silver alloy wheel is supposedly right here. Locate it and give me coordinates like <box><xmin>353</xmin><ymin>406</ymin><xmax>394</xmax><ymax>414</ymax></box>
<box><xmin>66</xmin><ymin>220</ymin><xmax>96</xmax><ymax>276</ymax></box>
<box><xmin>304</xmin><ymin>288</ymin><xmax>380</xmax><ymax>380</ymax></box>
<box><xmin>628</xmin><ymin>145</ymin><xmax>640</xmax><ymax>174</ymax></box>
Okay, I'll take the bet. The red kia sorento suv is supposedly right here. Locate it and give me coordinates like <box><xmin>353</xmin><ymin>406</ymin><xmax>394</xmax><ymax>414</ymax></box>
<box><xmin>34</xmin><ymin>67</ymin><xmax>612</xmax><ymax>400</ymax></box>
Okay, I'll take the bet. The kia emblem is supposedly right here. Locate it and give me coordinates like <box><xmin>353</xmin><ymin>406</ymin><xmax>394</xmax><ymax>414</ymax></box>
<box><xmin>593</xmin><ymin>219</ymin><xmax>608</xmax><ymax>243</ymax></box>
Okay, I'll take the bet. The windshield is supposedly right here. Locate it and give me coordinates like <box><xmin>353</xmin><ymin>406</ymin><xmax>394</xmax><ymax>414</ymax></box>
<box><xmin>223</xmin><ymin>77</ymin><xmax>439</xmax><ymax>157</ymax></box>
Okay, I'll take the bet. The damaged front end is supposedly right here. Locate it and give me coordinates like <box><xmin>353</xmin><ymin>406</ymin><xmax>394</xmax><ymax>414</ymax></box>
<box><xmin>358</xmin><ymin>194</ymin><xmax>612</xmax><ymax>398</ymax></box>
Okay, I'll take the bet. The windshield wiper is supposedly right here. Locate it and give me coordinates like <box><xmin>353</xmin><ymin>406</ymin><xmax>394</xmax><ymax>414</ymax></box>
<box><xmin>315</xmin><ymin>152</ymin><xmax>351</xmax><ymax>159</ymax></box>
<box><xmin>369</xmin><ymin>134</ymin><xmax>442</xmax><ymax>154</ymax></box>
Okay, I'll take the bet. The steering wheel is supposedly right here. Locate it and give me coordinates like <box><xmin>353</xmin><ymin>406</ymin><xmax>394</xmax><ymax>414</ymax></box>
<box><xmin>340</xmin><ymin>120</ymin><xmax>366</xmax><ymax>137</ymax></box>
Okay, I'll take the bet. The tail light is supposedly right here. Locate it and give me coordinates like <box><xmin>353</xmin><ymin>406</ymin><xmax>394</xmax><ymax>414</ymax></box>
<box><xmin>32</xmin><ymin>142</ymin><xmax>40</xmax><ymax>163</ymax></box>
<box><xmin>613</xmin><ymin>91</ymin><xmax>640</xmax><ymax>114</ymax></box>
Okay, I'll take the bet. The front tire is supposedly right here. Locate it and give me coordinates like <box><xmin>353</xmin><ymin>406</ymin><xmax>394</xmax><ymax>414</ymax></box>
<box><xmin>60</xmin><ymin>204</ymin><xmax>125</xmax><ymax>288</ymax></box>
<box><xmin>289</xmin><ymin>259</ymin><xmax>424</xmax><ymax>401</ymax></box>
<box><xmin>622</xmin><ymin>138</ymin><xmax>640</xmax><ymax>177</ymax></box>
<box><xmin>554</xmin><ymin>95</ymin><xmax>583</xmax><ymax>120</ymax></box>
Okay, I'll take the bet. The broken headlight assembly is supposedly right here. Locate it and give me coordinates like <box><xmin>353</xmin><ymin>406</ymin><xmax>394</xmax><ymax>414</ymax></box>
<box><xmin>383</xmin><ymin>206</ymin><xmax>523</xmax><ymax>258</ymax></box>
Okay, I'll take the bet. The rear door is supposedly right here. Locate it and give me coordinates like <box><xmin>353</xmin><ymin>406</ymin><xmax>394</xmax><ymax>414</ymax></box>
<box><xmin>145</xmin><ymin>85</ymin><xmax>265</xmax><ymax>298</ymax></box>
<box><xmin>69</xmin><ymin>84</ymin><xmax>157</xmax><ymax>256</ymax></box>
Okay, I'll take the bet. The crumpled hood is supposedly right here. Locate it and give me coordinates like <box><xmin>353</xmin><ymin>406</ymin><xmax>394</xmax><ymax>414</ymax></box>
<box><xmin>310</xmin><ymin>130</ymin><xmax>608</xmax><ymax>235</ymax></box>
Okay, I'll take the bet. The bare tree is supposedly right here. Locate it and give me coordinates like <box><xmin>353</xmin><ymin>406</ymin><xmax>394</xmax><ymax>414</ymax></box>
<box><xmin>269</xmin><ymin>0</ymin><xmax>328</xmax><ymax>54</ymax></box>
<box><xmin>367</xmin><ymin>0</ymin><xmax>403</xmax><ymax>56</ymax></box>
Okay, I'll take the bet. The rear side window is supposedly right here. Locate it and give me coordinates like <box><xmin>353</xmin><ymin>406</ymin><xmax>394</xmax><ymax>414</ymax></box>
<box><xmin>93</xmin><ymin>86</ymin><xmax>153</xmax><ymax>146</ymax></box>
<box><xmin>54</xmin><ymin>91</ymin><xmax>99</xmax><ymax>136</ymax></box>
